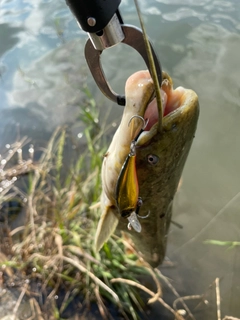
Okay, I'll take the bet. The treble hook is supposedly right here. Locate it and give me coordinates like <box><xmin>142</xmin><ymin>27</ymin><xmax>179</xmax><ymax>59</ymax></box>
<box><xmin>127</xmin><ymin>202</ymin><xmax>151</xmax><ymax>231</ymax></box>
<box><xmin>128</xmin><ymin>115</ymin><xmax>148</xmax><ymax>130</ymax></box>
<box><xmin>128</xmin><ymin>115</ymin><xmax>149</xmax><ymax>143</ymax></box>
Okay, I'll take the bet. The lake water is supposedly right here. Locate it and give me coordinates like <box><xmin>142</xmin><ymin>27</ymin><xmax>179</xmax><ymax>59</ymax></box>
<box><xmin>0</xmin><ymin>0</ymin><xmax>240</xmax><ymax>319</ymax></box>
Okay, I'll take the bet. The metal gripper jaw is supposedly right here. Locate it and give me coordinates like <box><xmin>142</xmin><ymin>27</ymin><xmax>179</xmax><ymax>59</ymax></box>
<box><xmin>66</xmin><ymin>0</ymin><xmax>162</xmax><ymax>106</ymax></box>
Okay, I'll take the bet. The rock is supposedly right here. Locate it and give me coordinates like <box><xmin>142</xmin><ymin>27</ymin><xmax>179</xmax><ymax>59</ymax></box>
<box><xmin>0</xmin><ymin>287</ymin><xmax>33</xmax><ymax>320</ymax></box>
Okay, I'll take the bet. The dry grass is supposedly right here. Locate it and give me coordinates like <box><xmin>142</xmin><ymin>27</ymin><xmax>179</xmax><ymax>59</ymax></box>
<box><xmin>0</xmin><ymin>95</ymin><xmax>164</xmax><ymax>319</ymax></box>
<box><xmin>0</xmin><ymin>90</ymin><xmax>238</xmax><ymax>320</ymax></box>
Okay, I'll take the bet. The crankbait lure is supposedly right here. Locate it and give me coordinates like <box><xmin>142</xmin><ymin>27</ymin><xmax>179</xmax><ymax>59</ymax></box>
<box><xmin>115</xmin><ymin>115</ymin><xmax>149</xmax><ymax>232</ymax></box>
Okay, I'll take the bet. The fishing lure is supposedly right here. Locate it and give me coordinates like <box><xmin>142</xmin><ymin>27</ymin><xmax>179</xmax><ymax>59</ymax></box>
<box><xmin>115</xmin><ymin>115</ymin><xmax>149</xmax><ymax>232</ymax></box>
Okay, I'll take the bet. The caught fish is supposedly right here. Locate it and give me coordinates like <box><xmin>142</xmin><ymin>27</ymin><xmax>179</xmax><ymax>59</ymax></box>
<box><xmin>95</xmin><ymin>69</ymin><xmax>199</xmax><ymax>267</ymax></box>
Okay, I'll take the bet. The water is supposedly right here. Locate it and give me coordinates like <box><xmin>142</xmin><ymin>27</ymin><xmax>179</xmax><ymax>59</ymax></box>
<box><xmin>1</xmin><ymin>0</ymin><xmax>240</xmax><ymax>318</ymax></box>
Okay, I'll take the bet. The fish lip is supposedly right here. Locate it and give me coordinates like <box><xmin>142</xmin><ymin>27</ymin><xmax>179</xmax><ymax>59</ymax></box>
<box><xmin>135</xmin><ymin>88</ymin><xmax>160</xmax><ymax>146</ymax></box>
<box><xmin>136</xmin><ymin>85</ymin><xmax>198</xmax><ymax>146</ymax></box>
<box><xmin>127</xmin><ymin>70</ymin><xmax>198</xmax><ymax>147</ymax></box>
<box><xmin>137</xmin><ymin>85</ymin><xmax>156</xmax><ymax>117</ymax></box>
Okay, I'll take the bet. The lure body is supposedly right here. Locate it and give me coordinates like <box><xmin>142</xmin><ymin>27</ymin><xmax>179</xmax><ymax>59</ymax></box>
<box><xmin>115</xmin><ymin>139</ymin><xmax>143</xmax><ymax>232</ymax></box>
<box><xmin>116</xmin><ymin>142</ymin><xmax>138</xmax><ymax>218</ymax></box>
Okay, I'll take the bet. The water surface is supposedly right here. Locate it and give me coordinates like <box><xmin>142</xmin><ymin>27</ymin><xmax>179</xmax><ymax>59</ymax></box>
<box><xmin>0</xmin><ymin>0</ymin><xmax>240</xmax><ymax>318</ymax></box>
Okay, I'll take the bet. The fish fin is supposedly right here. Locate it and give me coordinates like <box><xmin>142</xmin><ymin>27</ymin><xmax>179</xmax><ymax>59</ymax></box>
<box><xmin>94</xmin><ymin>206</ymin><xmax>119</xmax><ymax>252</ymax></box>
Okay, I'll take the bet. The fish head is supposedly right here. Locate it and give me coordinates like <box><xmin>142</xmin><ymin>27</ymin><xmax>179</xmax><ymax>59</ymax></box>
<box><xmin>116</xmin><ymin>70</ymin><xmax>199</xmax><ymax>267</ymax></box>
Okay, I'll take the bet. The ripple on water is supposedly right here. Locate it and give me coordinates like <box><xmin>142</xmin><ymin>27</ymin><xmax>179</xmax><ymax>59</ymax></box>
<box><xmin>162</xmin><ymin>7</ymin><xmax>206</xmax><ymax>22</ymax></box>
<box><xmin>157</xmin><ymin>0</ymin><xmax>239</xmax><ymax>29</ymax></box>
<box><xmin>156</xmin><ymin>0</ymin><xmax>211</xmax><ymax>6</ymax></box>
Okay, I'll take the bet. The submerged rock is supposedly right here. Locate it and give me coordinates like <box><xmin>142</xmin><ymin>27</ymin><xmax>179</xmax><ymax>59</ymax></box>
<box><xmin>0</xmin><ymin>287</ymin><xmax>33</xmax><ymax>320</ymax></box>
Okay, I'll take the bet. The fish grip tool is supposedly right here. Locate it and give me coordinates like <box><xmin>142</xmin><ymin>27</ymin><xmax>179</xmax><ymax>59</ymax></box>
<box><xmin>66</xmin><ymin>0</ymin><xmax>162</xmax><ymax>106</ymax></box>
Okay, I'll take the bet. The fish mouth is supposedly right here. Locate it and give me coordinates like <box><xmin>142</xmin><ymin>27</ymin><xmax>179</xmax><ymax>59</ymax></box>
<box><xmin>135</xmin><ymin>71</ymin><xmax>192</xmax><ymax>146</ymax></box>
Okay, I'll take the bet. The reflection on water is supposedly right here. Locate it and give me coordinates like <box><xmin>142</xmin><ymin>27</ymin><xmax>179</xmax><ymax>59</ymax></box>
<box><xmin>168</xmin><ymin>19</ymin><xmax>240</xmax><ymax>318</ymax></box>
<box><xmin>0</xmin><ymin>0</ymin><xmax>240</xmax><ymax>318</ymax></box>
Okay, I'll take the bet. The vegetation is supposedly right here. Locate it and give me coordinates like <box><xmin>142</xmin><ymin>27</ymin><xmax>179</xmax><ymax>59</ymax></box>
<box><xmin>0</xmin><ymin>89</ymin><xmax>171</xmax><ymax>320</ymax></box>
<box><xmin>0</xmin><ymin>88</ymin><xmax>237</xmax><ymax>320</ymax></box>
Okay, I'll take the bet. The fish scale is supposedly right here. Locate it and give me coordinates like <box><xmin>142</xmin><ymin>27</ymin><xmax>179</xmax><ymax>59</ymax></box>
<box><xmin>95</xmin><ymin>70</ymin><xmax>199</xmax><ymax>268</ymax></box>
<box><xmin>118</xmin><ymin>84</ymin><xmax>199</xmax><ymax>267</ymax></box>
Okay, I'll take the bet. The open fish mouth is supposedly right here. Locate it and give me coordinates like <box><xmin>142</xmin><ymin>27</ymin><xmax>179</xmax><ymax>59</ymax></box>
<box><xmin>129</xmin><ymin>70</ymin><xmax>192</xmax><ymax>147</ymax></box>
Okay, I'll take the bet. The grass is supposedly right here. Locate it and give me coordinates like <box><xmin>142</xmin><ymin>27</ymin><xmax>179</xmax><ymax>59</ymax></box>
<box><xmin>0</xmin><ymin>88</ymin><xmax>173</xmax><ymax>320</ymax></box>
<box><xmin>204</xmin><ymin>240</ymin><xmax>240</xmax><ymax>249</ymax></box>
<box><xmin>0</xmin><ymin>87</ymin><xmax>238</xmax><ymax>320</ymax></box>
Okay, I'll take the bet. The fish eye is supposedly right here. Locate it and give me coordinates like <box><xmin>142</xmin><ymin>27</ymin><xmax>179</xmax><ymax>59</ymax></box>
<box><xmin>147</xmin><ymin>154</ymin><xmax>159</xmax><ymax>165</ymax></box>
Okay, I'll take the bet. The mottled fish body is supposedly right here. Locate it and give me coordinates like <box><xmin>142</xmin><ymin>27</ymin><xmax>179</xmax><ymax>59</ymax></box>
<box><xmin>95</xmin><ymin>70</ymin><xmax>199</xmax><ymax>267</ymax></box>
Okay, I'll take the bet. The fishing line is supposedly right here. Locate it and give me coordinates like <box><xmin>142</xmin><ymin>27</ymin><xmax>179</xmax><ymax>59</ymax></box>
<box><xmin>133</xmin><ymin>0</ymin><xmax>163</xmax><ymax>133</ymax></box>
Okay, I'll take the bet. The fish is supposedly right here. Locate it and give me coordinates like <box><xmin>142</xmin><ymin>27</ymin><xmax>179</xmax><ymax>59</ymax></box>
<box><xmin>95</xmin><ymin>69</ymin><xmax>199</xmax><ymax>268</ymax></box>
